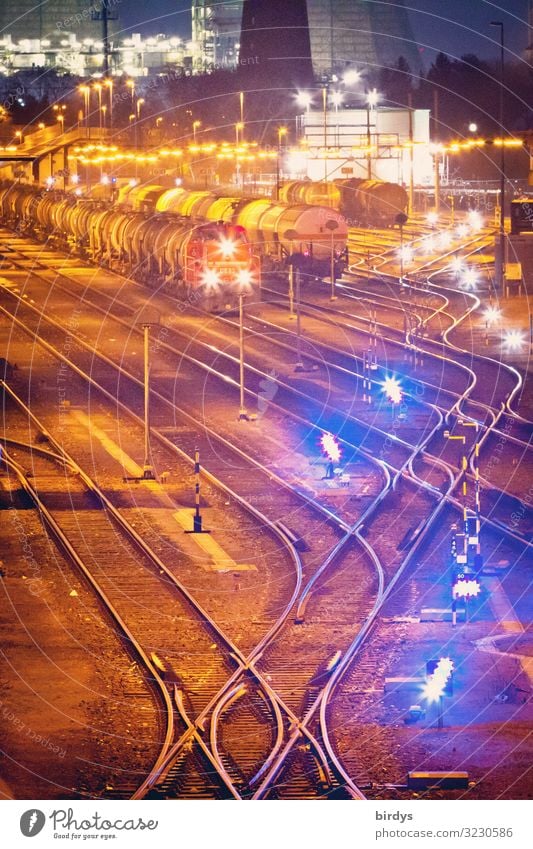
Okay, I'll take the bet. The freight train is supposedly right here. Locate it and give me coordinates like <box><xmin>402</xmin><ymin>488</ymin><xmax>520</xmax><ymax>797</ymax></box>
<box><xmin>0</xmin><ymin>181</ymin><xmax>348</xmax><ymax>311</ymax></box>
<box><xmin>277</xmin><ymin>178</ymin><xmax>409</xmax><ymax>228</ymax></box>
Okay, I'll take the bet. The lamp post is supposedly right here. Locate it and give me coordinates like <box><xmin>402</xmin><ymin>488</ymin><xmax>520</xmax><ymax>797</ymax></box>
<box><xmin>193</xmin><ymin>119</ymin><xmax>201</xmax><ymax>142</ymax></box>
<box><xmin>136</xmin><ymin>97</ymin><xmax>144</xmax><ymax>147</ymax></box>
<box><xmin>101</xmin><ymin>104</ymin><xmax>107</xmax><ymax>129</ymax></box>
<box><xmin>366</xmin><ymin>89</ymin><xmax>378</xmax><ymax>180</ymax></box>
<box><xmin>239</xmin><ymin>90</ymin><xmax>244</xmax><ymax>139</ymax></box>
<box><xmin>104</xmin><ymin>78</ymin><xmax>113</xmax><ymax>127</ymax></box>
<box><xmin>322</xmin><ymin>86</ymin><xmax>328</xmax><ymax>182</ymax></box>
<box><xmin>94</xmin><ymin>83</ymin><xmax>102</xmax><ymax>133</ymax></box>
<box><xmin>284</xmin><ymin>229</ymin><xmax>298</xmax><ymax>318</ymax></box>
<box><xmin>143</xmin><ymin>319</ymin><xmax>154</xmax><ymax>478</ymax></box>
<box><xmin>126</xmin><ymin>79</ymin><xmax>135</xmax><ymax>112</ymax></box>
<box><xmin>294</xmin><ymin>266</ymin><xmax>304</xmax><ymax>372</ymax></box>
<box><xmin>134</xmin><ymin>307</ymin><xmax>160</xmax><ymax>480</ymax></box>
<box><xmin>236</xmin><ymin>270</ymin><xmax>253</xmax><ymax>421</ymax></box>
<box><xmin>79</xmin><ymin>85</ymin><xmax>90</xmax><ymax>133</ymax></box>
<box><xmin>395</xmin><ymin>212</ymin><xmax>408</xmax><ymax>285</ymax></box>
<box><xmin>490</xmin><ymin>20</ymin><xmax>505</xmax><ymax>290</ymax></box>
<box><xmin>326</xmin><ymin>218</ymin><xmax>339</xmax><ymax>300</ymax></box>
<box><xmin>276</xmin><ymin>126</ymin><xmax>287</xmax><ymax>200</ymax></box>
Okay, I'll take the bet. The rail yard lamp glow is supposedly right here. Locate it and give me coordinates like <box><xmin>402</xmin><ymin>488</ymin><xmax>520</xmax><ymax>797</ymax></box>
<box><xmin>343</xmin><ymin>68</ymin><xmax>361</xmax><ymax>86</ymax></box>
<box><xmin>503</xmin><ymin>328</ymin><xmax>525</xmax><ymax>353</ymax></box>
<box><xmin>423</xmin><ymin>657</ymin><xmax>454</xmax><ymax>729</ymax></box>
<box><xmin>297</xmin><ymin>91</ymin><xmax>312</xmax><ymax>114</ymax></box>
<box><xmin>321</xmin><ymin>432</ymin><xmax>341</xmax><ymax>479</ymax></box>
<box><xmin>467</xmin><ymin>210</ymin><xmax>483</xmax><ymax>232</ymax></box>
<box><xmin>484</xmin><ymin>305</ymin><xmax>502</xmax><ymax>344</ymax></box>
<box><xmin>461</xmin><ymin>267</ymin><xmax>478</xmax><ymax>290</ymax></box>
<box><xmin>382</xmin><ymin>376</ymin><xmax>402</xmax><ymax>419</ymax></box>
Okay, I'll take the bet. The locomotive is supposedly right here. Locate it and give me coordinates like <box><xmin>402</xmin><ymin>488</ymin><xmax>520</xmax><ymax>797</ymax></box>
<box><xmin>277</xmin><ymin>178</ymin><xmax>409</xmax><ymax>228</ymax></box>
<box><xmin>0</xmin><ymin>181</ymin><xmax>348</xmax><ymax>311</ymax></box>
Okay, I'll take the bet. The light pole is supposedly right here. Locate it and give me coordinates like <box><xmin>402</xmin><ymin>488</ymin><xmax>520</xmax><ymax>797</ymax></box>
<box><xmin>284</xmin><ymin>229</ymin><xmax>298</xmax><ymax>318</ymax></box>
<box><xmin>236</xmin><ymin>270</ymin><xmax>253</xmax><ymax>421</ymax></box>
<box><xmin>101</xmin><ymin>104</ymin><xmax>107</xmax><ymax>129</ymax></box>
<box><xmin>294</xmin><ymin>266</ymin><xmax>304</xmax><ymax>372</ymax></box>
<box><xmin>136</xmin><ymin>307</ymin><xmax>160</xmax><ymax>480</ymax></box>
<box><xmin>104</xmin><ymin>78</ymin><xmax>113</xmax><ymax>127</ymax></box>
<box><xmin>239</xmin><ymin>90</ymin><xmax>244</xmax><ymax>139</ymax></box>
<box><xmin>322</xmin><ymin>86</ymin><xmax>328</xmax><ymax>182</ymax></box>
<box><xmin>366</xmin><ymin>89</ymin><xmax>378</xmax><ymax>180</ymax></box>
<box><xmin>126</xmin><ymin>79</ymin><xmax>135</xmax><ymax>112</ymax></box>
<box><xmin>94</xmin><ymin>83</ymin><xmax>102</xmax><ymax>133</ymax></box>
<box><xmin>326</xmin><ymin>219</ymin><xmax>339</xmax><ymax>300</ymax></box>
<box><xmin>276</xmin><ymin>126</ymin><xmax>287</xmax><ymax>200</ymax></box>
<box><xmin>395</xmin><ymin>212</ymin><xmax>408</xmax><ymax>285</ymax></box>
<box><xmin>136</xmin><ymin>97</ymin><xmax>144</xmax><ymax>147</ymax></box>
<box><xmin>238</xmin><ymin>291</ymin><xmax>248</xmax><ymax>420</ymax></box>
<box><xmin>193</xmin><ymin>119</ymin><xmax>201</xmax><ymax>142</ymax></box>
<box><xmin>79</xmin><ymin>85</ymin><xmax>90</xmax><ymax>132</ymax></box>
<box><xmin>235</xmin><ymin>121</ymin><xmax>244</xmax><ymax>145</ymax></box>
<box><xmin>490</xmin><ymin>20</ymin><xmax>505</xmax><ymax>290</ymax></box>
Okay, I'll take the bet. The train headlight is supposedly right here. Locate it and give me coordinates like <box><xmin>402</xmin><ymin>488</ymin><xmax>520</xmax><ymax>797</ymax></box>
<box><xmin>236</xmin><ymin>269</ymin><xmax>253</xmax><ymax>290</ymax></box>
<box><xmin>219</xmin><ymin>238</ymin><xmax>237</xmax><ymax>258</ymax></box>
<box><xmin>201</xmin><ymin>269</ymin><xmax>220</xmax><ymax>289</ymax></box>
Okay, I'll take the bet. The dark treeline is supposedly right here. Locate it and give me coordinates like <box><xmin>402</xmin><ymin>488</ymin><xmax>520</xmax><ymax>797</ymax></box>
<box><xmin>1</xmin><ymin>51</ymin><xmax>531</xmax><ymax>180</ymax></box>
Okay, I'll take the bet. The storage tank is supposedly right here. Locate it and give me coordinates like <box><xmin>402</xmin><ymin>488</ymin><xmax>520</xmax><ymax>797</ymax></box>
<box><xmin>233</xmin><ymin>198</ymin><xmax>272</xmax><ymax>249</ymax></box>
<box><xmin>336</xmin><ymin>178</ymin><xmax>408</xmax><ymax>225</ymax></box>
<box><xmin>204</xmin><ymin>197</ymin><xmax>240</xmax><ymax>223</ymax></box>
<box><xmin>270</xmin><ymin>204</ymin><xmax>347</xmax><ymax>258</ymax></box>
<box><xmin>125</xmin><ymin>184</ymin><xmax>166</xmax><ymax>212</ymax></box>
<box><xmin>278</xmin><ymin>181</ymin><xmax>341</xmax><ymax>209</ymax></box>
<box><xmin>155</xmin><ymin>187</ymin><xmax>187</xmax><ymax>214</ymax></box>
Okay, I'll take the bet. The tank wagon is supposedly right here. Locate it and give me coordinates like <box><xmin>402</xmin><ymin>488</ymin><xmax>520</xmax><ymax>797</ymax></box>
<box><xmin>278</xmin><ymin>178</ymin><xmax>409</xmax><ymax>228</ymax></box>
<box><xmin>0</xmin><ymin>181</ymin><xmax>349</xmax><ymax>310</ymax></box>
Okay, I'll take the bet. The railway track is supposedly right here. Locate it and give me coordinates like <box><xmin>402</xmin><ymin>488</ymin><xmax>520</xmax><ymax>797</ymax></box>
<box><xmin>0</xmin><ymin>262</ymin><xmax>448</xmax><ymax>800</ymax></box>
<box><xmin>1</xmin><ymin>302</ymin><xmax>387</xmax><ymax>798</ymax></box>
<box><xmin>2</xmin><ymin>230</ymin><xmax>528</xmax><ymax>548</ymax></box>
<box><xmin>2</xmin><ymin>224</ymin><xmax>528</xmax><ymax>796</ymax></box>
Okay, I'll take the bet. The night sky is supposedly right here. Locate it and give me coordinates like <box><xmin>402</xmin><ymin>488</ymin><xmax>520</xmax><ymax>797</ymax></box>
<box><xmin>118</xmin><ymin>1</ymin><xmax>530</xmax><ymax>65</ymax></box>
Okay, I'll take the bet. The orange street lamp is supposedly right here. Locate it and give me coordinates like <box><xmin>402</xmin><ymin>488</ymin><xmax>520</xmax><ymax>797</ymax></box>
<box><xmin>104</xmin><ymin>78</ymin><xmax>113</xmax><ymax>127</ymax></box>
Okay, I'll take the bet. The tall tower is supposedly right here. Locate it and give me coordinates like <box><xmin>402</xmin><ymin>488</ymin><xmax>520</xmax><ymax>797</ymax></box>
<box><xmin>192</xmin><ymin>0</ymin><xmax>243</xmax><ymax>72</ymax></box>
<box><xmin>239</xmin><ymin>0</ymin><xmax>314</xmax><ymax>85</ymax></box>
<box><xmin>239</xmin><ymin>0</ymin><xmax>421</xmax><ymax>82</ymax></box>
